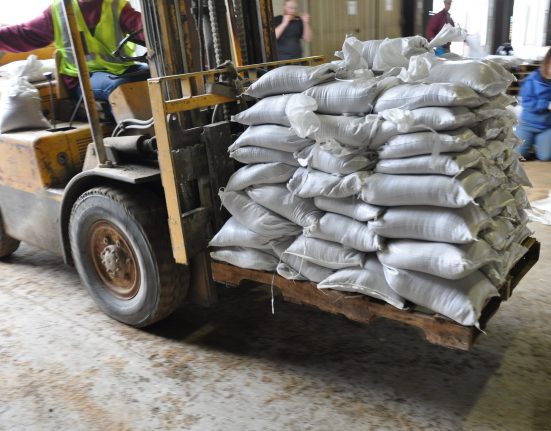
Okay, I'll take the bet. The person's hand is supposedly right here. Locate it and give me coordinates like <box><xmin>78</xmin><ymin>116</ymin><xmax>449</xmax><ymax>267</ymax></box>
<box><xmin>548</xmin><ymin>101</ymin><xmax>551</xmax><ymax>111</ymax></box>
<box><xmin>300</xmin><ymin>13</ymin><xmax>310</xmax><ymax>24</ymax></box>
<box><xmin>282</xmin><ymin>14</ymin><xmax>293</xmax><ymax>25</ymax></box>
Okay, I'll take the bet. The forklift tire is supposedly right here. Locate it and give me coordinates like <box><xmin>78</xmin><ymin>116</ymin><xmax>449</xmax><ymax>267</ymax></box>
<box><xmin>69</xmin><ymin>186</ymin><xmax>189</xmax><ymax>327</ymax></box>
<box><xmin>0</xmin><ymin>212</ymin><xmax>20</xmax><ymax>258</ymax></box>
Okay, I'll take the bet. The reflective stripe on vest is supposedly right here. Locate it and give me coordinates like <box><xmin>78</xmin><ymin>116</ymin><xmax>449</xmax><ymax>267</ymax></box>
<box><xmin>52</xmin><ymin>0</ymin><xmax>135</xmax><ymax>77</ymax></box>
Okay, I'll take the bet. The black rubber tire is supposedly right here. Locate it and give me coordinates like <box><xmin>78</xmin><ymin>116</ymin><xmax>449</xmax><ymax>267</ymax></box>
<box><xmin>0</xmin><ymin>212</ymin><xmax>20</xmax><ymax>258</ymax></box>
<box><xmin>69</xmin><ymin>186</ymin><xmax>189</xmax><ymax>327</ymax></box>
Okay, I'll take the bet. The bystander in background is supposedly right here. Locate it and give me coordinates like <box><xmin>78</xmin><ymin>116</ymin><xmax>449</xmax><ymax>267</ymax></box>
<box><xmin>426</xmin><ymin>0</ymin><xmax>455</xmax><ymax>56</ymax></box>
<box><xmin>274</xmin><ymin>0</ymin><xmax>312</xmax><ymax>60</ymax></box>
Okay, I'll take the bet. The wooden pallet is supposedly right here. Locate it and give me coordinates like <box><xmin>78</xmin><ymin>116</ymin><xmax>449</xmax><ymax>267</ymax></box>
<box><xmin>507</xmin><ymin>63</ymin><xmax>541</xmax><ymax>96</ymax></box>
<box><xmin>211</xmin><ymin>237</ymin><xmax>540</xmax><ymax>351</ymax></box>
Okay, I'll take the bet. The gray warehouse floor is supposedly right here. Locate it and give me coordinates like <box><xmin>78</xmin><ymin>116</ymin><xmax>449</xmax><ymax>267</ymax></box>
<box><xmin>0</xmin><ymin>162</ymin><xmax>549</xmax><ymax>431</ymax></box>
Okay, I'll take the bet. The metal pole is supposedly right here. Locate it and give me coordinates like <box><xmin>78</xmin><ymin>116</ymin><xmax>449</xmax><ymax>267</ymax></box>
<box><xmin>61</xmin><ymin>0</ymin><xmax>109</xmax><ymax>166</ymax></box>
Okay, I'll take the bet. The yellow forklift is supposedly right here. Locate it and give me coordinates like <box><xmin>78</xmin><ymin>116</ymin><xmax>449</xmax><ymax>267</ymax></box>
<box><xmin>0</xmin><ymin>1</ymin><xmax>539</xmax><ymax>350</ymax></box>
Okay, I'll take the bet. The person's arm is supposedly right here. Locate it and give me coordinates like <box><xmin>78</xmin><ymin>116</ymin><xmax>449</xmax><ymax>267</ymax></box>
<box><xmin>300</xmin><ymin>13</ymin><xmax>312</xmax><ymax>43</ymax></box>
<box><xmin>520</xmin><ymin>75</ymin><xmax>551</xmax><ymax>113</ymax></box>
<box><xmin>0</xmin><ymin>8</ymin><xmax>54</xmax><ymax>53</ymax></box>
<box><xmin>119</xmin><ymin>2</ymin><xmax>144</xmax><ymax>42</ymax></box>
<box><xmin>275</xmin><ymin>14</ymin><xmax>292</xmax><ymax>40</ymax></box>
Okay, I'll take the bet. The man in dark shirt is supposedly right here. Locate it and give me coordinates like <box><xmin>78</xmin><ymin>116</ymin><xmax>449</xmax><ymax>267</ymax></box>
<box><xmin>274</xmin><ymin>0</ymin><xmax>312</xmax><ymax>60</ymax></box>
<box><xmin>0</xmin><ymin>0</ymin><xmax>146</xmax><ymax>102</ymax></box>
<box><xmin>425</xmin><ymin>0</ymin><xmax>455</xmax><ymax>56</ymax></box>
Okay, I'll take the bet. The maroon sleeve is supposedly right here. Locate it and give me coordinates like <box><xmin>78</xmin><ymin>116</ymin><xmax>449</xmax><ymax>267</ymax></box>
<box><xmin>119</xmin><ymin>2</ymin><xmax>144</xmax><ymax>42</ymax></box>
<box><xmin>425</xmin><ymin>13</ymin><xmax>441</xmax><ymax>41</ymax></box>
<box><xmin>0</xmin><ymin>7</ymin><xmax>54</xmax><ymax>53</ymax></box>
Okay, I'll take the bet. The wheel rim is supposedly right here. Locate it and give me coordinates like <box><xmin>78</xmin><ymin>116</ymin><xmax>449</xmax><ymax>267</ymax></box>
<box><xmin>88</xmin><ymin>220</ymin><xmax>140</xmax><ymax>300</ymax></box>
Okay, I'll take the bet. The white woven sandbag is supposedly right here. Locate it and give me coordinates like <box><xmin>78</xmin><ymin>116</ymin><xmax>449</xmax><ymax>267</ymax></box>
<box><xmin>375</xmin><ymin>148</ymin><xmax>483</xmax><ymax>176</ymax></box>
<box><xmin>313</xmin><ymin>196</ymin><xmax>384</xmax><ymax>222</ymax></box>
<box><xmin>477</xmin><ymin>140</ymin><xmax>510</xmax><ymax>164</ymax></box>
<box><xmin>0</xmin><ymin>55</ymin><xmax>55</xmax><ymax>82</ymax></box>
<box><xmin>246</xmin><ymin>184</ymin><xmax>322</xmax><ymax>228</ymax></box>
<box><xmin>383</xmin><ymin>266</ymin><xmax>499</xmax><ymax>327</ymax></box>
<box><xmin>374</xmin><ymin>82</ymin><xmax>484</xmax><ymax>113</ymax></box>
<box><xmin>473</xmin><ymin>117</ymin><xmax>514</xmax><ymax>140</ymax></box>
<box><xmin>473</xmin><ymin>94</ymin><xmax>516</xmax><ymax>122</ymax></box>
<box><xmin>338</xmin><ymin>37</ymin><xmax>383</xmax><ymax>69</ymax></box>
<box><xmin>403</xmin><ymin>55</ymin><xmax>515</xmax><ymax>97</ymax></box>
<box><xmin>219</xmin><ymin>190</ymin><xmax>302</xmax><ymax>237</ymax></box>
<box><xmin>405</xmin><ymin>106</ymin><xmax>478</xmax><ymax>130</ymax></box>
<box><xmin>287</xmin><ymin>167</ymin><xmax>370</xmax><ymax>199</ymax></box>
<box><xmin>372</xmin><ymin>107</ymin><xmax>477</xmax><ymax>148</ymax></box>
<box><xmin>476</xmin><ymin>189</ymin><xmax>516</xmax><ymax>217</ymax></box>
<box><xmin>304</xmin><ymin>75</ymin><xmax>400</xmax><ymax>115</ymax></box>
<box><xmin>245</xmin><ymin>63</ymin><xmax>338</xmax><ymax>98</ymax></box>
<box><xmin>209</xmin><ymin>217</ymin><xmax>278</xmax><ymax>249</ymax></box>
<box><xmin>0</xmin><ymin>76</ymin><xmax>51</xmax><ymax>133</ymax></box>
<box><xmin>231</xmin><ymin>94</ymin><xmax>293</xmax><ymax>126</ymax></box>
<box><xmin>229</xmin><ymin>146</ymin><xmax>300</xmax><ymax>166</ymax></box>
<box><xmin>296</xmin><ymin>144</ymin><xmax>376</xmax><ymax>175</ymax></box>
<box><xmin>334</xmin><ymin>36</ymin><xmax>370</xmax><ymax>70</ymax></box>
<box><xmin>345</xmin><ymin>38</ymin><xmax>383</xmax><ymax>69</ymax></box>
<box><xmin>210</xmin><ymin>247</ymin><xmax>280</xmax><ymax>271</ymax></box>
<box><xmin>512</xmin><ymin>224</ymin><xmax>532</xmax><ymax>247</ymax></box>
<box><xmin>314</xmin><ymin>114</ymin><xmax>383</xmax><ymax>147</ymax></box>
<box><xmin>360</xmin><ymin>170</ymin><xmax>497</xmax><ymax>208</ymax></box>
<box><xmin>304</xmin><ymin>212</ymin><xmax>383</xmax><ymax>252</ymax></box>
<box><xmin>277</xmin><ymin>253</ymin><xmax>335</xmax><ymax>282</ymax></box>
<box><xmin>511</xmin><ymin>186</ymin><xmax>530</xmax><ymax>210</ymax></box>
<box><xmin>504</xmin><ymin>131</ymin><xmax>523</xmax><ymax>150</ymax></box>
<box><xmin>495</xmin><ymin>149</ymin><xmax>517</xmax><ymax>171</ymax></box>
<box><xmin>378</xmin><ymin>128</ymin><xmax>483</xmax><ymax>159</ymax></box>
<box><xmin>269</xmin><ymin>237</ymin><xmax>297</xmax><ymax>259</ymax></box>
<box><xmin>481</xmin><ymin>216</ymin><xmax>530</xmax><ymax>251</ymax></box>
<box><xmin>318</xmin><ymin>256</ymin><xmax>406</xmax><ymax>309</ymax></box>
<box><xmin>284</xmin><ymin>236</ymin><xmax>365</xmax><ymax>270</ymax></box>
<box><xmin>427</xmin><ymin>23</ymin><xmax>467</xmax><ymax>49</ymax></box>
<box><xmin>225</xmin><ymin>163</ymin><xmax>297</xmax><ymax>191</ymax></box>
<box><xmin>229</xmin><ymin>124</ymin><xmax>312</xmax><ymax>153</ymax></box>
<box><xmin>474</xmin><ymin>106</ymin><xmax>510</xmax><ymax>123</ymax></box>
<box><xmin>287</xmin><ymin>97</ymin><xmax>475</xmax><ymax>149</ymax></box>
<box><xmin>373</xmin><ymin>36</ymin><xmax>430</xmax><ymax>71</ymax></box>
<box><xmin>378</xmin><ymin>239</ymin><xmax>499</xmax><ymax>280</ymax></box>
<box><xmin>482</xmin><ymin>243</ymin><xmax>528</xmax><ymax>286</ymax></box>
<box><xmin>360</xmin><ymin>40</ymin><xmax>384</xmax><ymax>69</ymax></box>
<box><xmin>370</xmin><ymin>204</ymin><xmax>491</xmax><ymax>243</ymax></box>
<box><xmin>506</xmin><ymin>158</ymin><xmax>532</xmax><ymax>187</ymax></box>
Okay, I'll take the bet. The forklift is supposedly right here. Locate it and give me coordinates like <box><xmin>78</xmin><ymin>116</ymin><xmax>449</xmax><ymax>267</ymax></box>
<box><xmin>0</xmin><ymin>0</ymin><xmax>303</xmax><ymax>326</ymax></box>
<box><xmin>0</xmin><ymin>1</ymin><xmax>539</xmax><ymax>350</ymax></box>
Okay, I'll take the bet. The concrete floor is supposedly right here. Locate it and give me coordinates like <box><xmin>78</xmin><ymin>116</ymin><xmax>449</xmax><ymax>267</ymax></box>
<box><xmin>0</xmin><ymin>162</ymin><xmax>550</xmax><ymax>431</ymax></box>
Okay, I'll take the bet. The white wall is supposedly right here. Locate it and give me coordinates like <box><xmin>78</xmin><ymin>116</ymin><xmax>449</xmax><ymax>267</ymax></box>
<box><xmin>511</xmin><ymin>0</ymin><xmax>550</xmax><ymax>60</ymax></box>
<box><xmin>1</xmin><ymin>0</ymin><xmax>52</xmax><ymax>24</ymax></box>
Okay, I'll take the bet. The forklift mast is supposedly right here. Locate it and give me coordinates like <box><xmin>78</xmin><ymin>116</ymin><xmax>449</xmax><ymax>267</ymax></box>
<box><xmin>139</xmin><ymin>0</ymin><xmax>277</xmax><ymax>77</ymax></box>
<box><xmin>136</xmin><ymin>0</ymin><xmax>280</xmax><ymax>305</ymax></box>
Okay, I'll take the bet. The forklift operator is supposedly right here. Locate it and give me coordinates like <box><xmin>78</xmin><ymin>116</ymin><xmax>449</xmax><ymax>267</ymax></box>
<box><xmin>0</xmin><ymin>0</ymin><xmax>148</xmax><ymax>104</ymax></box>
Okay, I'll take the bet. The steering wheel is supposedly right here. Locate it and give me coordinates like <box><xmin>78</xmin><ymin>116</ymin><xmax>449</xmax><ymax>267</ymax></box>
<box><xmin>112</xmin><ymin>29</ymin><xmax>148</xmax><ymax>63</ymax></box>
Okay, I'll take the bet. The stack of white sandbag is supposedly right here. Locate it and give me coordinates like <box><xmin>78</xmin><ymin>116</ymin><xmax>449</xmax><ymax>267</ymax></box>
<box><xmin>210</xmin><ymin>43</ymin><xmax>533</xmax><ymax>328</ymax></box>
<box><xmin>209</xmin><ymin>63</ymin><xmax>332</xmax><ymax>275</ymax></box>
<box><xmin>210</xmin><ymin>62</ymin><xmax>405</xmax><ymax>308</ymax></box>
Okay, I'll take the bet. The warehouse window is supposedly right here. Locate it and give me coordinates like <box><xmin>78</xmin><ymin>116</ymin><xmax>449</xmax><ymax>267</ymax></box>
<box><xmin>511</xmin><ymin>0</ymin><xmax>550</xmax><ymax>59</ymax></box>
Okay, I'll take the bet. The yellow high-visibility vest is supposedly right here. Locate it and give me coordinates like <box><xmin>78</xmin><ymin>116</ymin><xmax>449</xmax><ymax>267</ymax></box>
<box><xmin>52</xmin><ymin>0</ymin><xmax>136</xmax><ymax>77</ymax></box>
